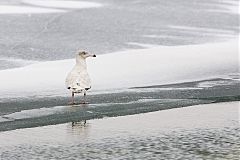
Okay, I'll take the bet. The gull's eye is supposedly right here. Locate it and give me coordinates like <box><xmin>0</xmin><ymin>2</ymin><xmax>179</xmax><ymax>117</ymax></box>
<box><xmin>83</xmin><ymin>52</ymin><xmax>87</xmax><ymax>55</ymax></box>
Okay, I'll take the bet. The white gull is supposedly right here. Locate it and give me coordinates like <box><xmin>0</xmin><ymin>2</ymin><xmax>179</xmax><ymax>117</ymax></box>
<box><xmin>65</xmin><ymin>51</ymin><xmax>96</xmax><ymax>104</ymax></box>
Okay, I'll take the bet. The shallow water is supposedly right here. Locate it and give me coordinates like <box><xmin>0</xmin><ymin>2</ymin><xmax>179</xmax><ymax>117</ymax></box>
<box><xmin>0</xmin><ymin>102</ymin><xmax>239</xmax><ymax>160</ymax></box>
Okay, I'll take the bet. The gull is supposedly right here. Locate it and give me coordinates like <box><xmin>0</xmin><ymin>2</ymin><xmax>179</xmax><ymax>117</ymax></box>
<box><xmin>65</xmin><ymin>51</ymin><xmax>96</xmax><ymax>104</ymax></box>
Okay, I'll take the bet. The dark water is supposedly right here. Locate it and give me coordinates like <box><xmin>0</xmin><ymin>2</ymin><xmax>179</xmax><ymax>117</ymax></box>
<box><xmin>0</xmin><ymin>0</ymin><xmax>238</xmax><ymax>69</ymax></box>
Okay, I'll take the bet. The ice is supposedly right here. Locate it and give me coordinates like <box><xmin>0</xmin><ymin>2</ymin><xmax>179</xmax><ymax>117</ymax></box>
<box><xmin>197</xmin><ymin>79</ymin><xmax>239</xmax><ymax>88</ymax></box>
<box><xmin>0</xmin><ymin>0</ymin><xmax>103</xmax><ymax>14</ymax></box>
<box><xmin>2</xmin><ymin>106</ymin><xmax>67</xmax><ymax>121</ymax></box>
<box><xmin>217</xmin><ymin>0</ymin><xmax>239</xmax><ymax>14</ymax></box>
<box><xmin>0</xmin><ymin>5</ymin><xmax>65</xmax><ymax>14</ymax></box>
<box><xmin>127</xmin><ymin>42</ymin><xmax>159</xmax><ymax>48</ymax></box>
<box><xmin>22</xmin><ymin>0</ymin><xmax>103</xmax><ymax>9</ymax></box>
<box><xmin>169</xmin><ymin>26</ymin><xmax>236</xmax><ymax>34</ymax></box>
<box><xmin>0</xmin><ymin>57</ymin><xmax>37</xmax><ymax>66</ymax></box>
<box><xmin>0</xmin><ymin>116</ymin><xmax>11</xmax><ymax>122</ymax></box>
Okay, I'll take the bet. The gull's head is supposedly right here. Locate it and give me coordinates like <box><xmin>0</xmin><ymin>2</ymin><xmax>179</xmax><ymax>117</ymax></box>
<box><xmin>77</xmin><ymin>51</ymin><xmax>96</xmax><ymax>59</ymax></box>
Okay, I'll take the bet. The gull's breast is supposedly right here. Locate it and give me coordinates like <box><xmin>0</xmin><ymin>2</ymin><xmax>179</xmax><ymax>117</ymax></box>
<box><xmin>65</xmin><ymin>66</ymin><xmax>91</xmax><ymax>92</ymax></box>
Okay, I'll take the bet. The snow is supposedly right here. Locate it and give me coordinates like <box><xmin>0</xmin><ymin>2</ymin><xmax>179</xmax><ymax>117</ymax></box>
<box><xmin>0</xmin><ymin>40</ymin><xmax>238</xmax><ymax>99</ymax></box>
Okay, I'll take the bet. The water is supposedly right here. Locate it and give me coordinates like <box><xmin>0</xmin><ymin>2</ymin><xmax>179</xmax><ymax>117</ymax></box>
<box><xmin>0</xmin><ymin>102</ymin><xmax>239</xmax><ymax>159</ymax></box>
<box><xmin>0</xmin><ymin>77</ymin><xmax>239</xmax><ymax>131</ymax></box>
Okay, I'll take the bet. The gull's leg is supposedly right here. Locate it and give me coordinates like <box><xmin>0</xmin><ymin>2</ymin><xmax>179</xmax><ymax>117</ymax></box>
<box><xmin>83</xmin><ymin>92</ymin><xmax>86</xmax><ymax>103</ymax></box>
<box><xmin>72</xmin><ymin>92</ymin><xmax>75</xmax><ymax>104</ymax></box>
<box><xmin>69</xmin><ymin>92</ymin><xmax>75</xmax><ymax>105</ymax></box>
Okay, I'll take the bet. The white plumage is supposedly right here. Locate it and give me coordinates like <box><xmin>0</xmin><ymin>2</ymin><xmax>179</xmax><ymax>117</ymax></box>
<box><xmin>65</xmin><ymin>59</ymin><xmax>91</xmax><ymax>93</ymax></box>
<box><xmin>65</xmin><ymin>51</ymin><xmax>96</xmax><ymax>104</ymax></box>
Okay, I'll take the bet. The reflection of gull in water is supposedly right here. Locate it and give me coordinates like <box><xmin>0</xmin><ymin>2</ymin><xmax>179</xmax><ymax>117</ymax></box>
<box><xmin>72</xmin><ymin>120</ymin><xmax>86</xmax><ymax>127</ymax></box>
<box><xmin>65</xmin><ymin>51</ymin><xmax>96</xmax><ymax>104</ymax></box>
<box><xmin>70</xmin><ymin>120</ymin><xmax>89</xmax><ymax>138</ymax></box>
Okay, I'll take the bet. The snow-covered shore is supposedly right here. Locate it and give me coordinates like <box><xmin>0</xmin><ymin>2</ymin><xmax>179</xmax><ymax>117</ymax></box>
<box><xmin>0</xmin><ymin>40</ymin><xmax>238</xmax><ymax>99</ymax></box>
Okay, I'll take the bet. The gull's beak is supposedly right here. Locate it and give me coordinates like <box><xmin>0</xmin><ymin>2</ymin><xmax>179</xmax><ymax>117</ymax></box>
<box><xmin>86</xmin><ymin>53</ymin><xmax>96</xmax><ymax>57</ymax></box>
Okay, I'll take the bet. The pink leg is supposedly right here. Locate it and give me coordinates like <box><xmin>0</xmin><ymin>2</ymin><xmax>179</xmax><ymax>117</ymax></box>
<box><xmin>83</xmin><ymin>92</ymin><xmax>86</xmax><ymax>103</ymax></box>
<box><xmin>69</xmin><ymin>92</ymin><xmax>75</xmax><ymax>105</ymax></box>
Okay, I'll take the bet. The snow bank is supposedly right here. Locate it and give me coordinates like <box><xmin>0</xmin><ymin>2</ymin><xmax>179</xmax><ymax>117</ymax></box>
<box><xmin>0</xmin><ymin>40</ymin><xmax>238</xmax><ymax>98</ymax></box>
